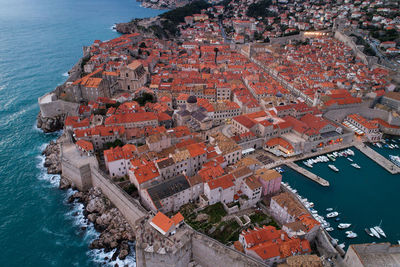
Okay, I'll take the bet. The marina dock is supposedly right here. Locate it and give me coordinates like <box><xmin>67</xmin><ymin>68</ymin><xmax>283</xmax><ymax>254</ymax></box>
<box><xmin>286</xmin><ymin>162</ymin><xmax>330</xmax><ymax>187</ymax></box>
<box><xmin>354</xmin><ymin>143</ymin><xmax>400</xmax><ymax>174</ymax></box>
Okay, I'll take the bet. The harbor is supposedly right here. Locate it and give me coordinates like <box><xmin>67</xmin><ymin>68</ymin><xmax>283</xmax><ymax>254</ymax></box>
<box><xmin>277</xmin><ymin>142</ymin><xmax>400</xmax><ymax>249</ymax></box>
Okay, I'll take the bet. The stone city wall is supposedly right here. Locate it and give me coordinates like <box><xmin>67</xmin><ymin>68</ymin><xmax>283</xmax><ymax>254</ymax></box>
<box><xmin>334</xmin><ymin>31</ymin><xmax>378</xmax><ymax>67</ymax></box>
<box><xmin>39</xmin><ymin>93</ymin><xmax>80</xmax><ymax>118</ymax></box>
<box><xmin>135</xmin><ymin>237</ymin><xmax>192</xmax><ymax>267</ymax></box>
<box><xmin>191</xmin><ymin>231</ymin><xmax>267</xmax><ymax>267</ymax></box>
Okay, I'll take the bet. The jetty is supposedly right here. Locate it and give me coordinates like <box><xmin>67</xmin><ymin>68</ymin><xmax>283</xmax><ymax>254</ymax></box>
<box><xmin>286</xmin><ymin>162</ymin><xmax>330</xmax><ymax>187</ymax></box>
<box><xmin>354</xmin><ymin>143</ymin><xmax>400</xmax><ymax>174</ymax></box>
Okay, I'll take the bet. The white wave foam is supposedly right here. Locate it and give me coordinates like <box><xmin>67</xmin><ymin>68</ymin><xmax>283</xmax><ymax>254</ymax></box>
<box><xmin>0</xmin><ymin>84</ymin><xmax>5</xmax><ymax>92</ymax></box>
<box><xmin>88</xmin><ymin>245</ymin><xmax>136</xmax><ymax>267</ymax></box>
<box><xmin>36</xmin><ymin>153</ymin><xmax>60</xmax><ymax>187</ymax></box>
<box><xmin>110</xmin><ymin>24</ymin><xmax>117</xmax><ymax>32</ymax></box>
<box><xmin>62</xmin><ymin>72</ymin><xmax>69</xmax><ymax>77</ymax></box>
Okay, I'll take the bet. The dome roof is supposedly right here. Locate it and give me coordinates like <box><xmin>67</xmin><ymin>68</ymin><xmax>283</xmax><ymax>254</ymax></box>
<box><xmin>276</xmin><ymin>91</ymin><xmax>283</xmax><ymax>97</ymax></box>
<box><xmin>187</xmin><ymin>95</ymin><xmax>197</xmax><ymax>104</ymax></box>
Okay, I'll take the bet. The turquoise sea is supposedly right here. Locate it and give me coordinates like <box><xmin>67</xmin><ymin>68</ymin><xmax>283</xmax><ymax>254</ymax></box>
<box><xmin>0</xmin><ymin>0</ymin><xmax>162</xmax><ymax>265</ymax></box>
<box><xmin>281</xmin><ymin>145</ymin><xmax>400</xmax><ymax>249</ymax></box>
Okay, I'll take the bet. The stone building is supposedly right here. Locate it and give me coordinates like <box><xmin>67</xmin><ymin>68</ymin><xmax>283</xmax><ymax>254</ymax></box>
<box><xmin>119</xmin><ymin>60</ymin><xmax>148</xmax><ymax>91</ymax></box>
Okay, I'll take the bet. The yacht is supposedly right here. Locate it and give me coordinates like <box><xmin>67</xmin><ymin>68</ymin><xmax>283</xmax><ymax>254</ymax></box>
<box><xmin>376</xmin><ymin>143</ymin><xmax>382</xmax><ymax>148</ymax></box>
<box><xmin>338</xmin><ymin>243</ymin><xmax>346</xmax><ymax>249</ymax></box>
<box><xmin>394</xmin><ymin>144</ymin><xmax>399</xmax><ymax>148</ymax></box>
<box><xmin>326</xmin><ymin>212</ymin><xmax>339</xmax><ymax>218</ymax></box>
<box><xmin>328</xmin><ymin>164</ymin><xmax>339</xmax><ymax>172</ymax></box>
<box><xmin>365</xmin><ymin>228</ymin><xmax>374</xmax><ymax>237</ymax></box>
<box><xmin>346</xmin><ymin>232</ymin><xmax>358</xmax><ymax>239</ymax></box>
<box><xmin>327</xmin><ymin>154</ymin><xmax>336</xmax><ymax>161</ymax></box>
<box><xmin>326</xmin><ymin>227</ymin><xmax>334</xmax><ymax>232</ymax></box>
<box><xmin>370</xmin><ymin>227</ymin><xmax>380</xmax><ymax>238</ymax></box>
<box><xmin>326</xmin><ymin>208</ymin><xmax>333</xmax><ymax>212</ymax></box>
<box><xmin>389</xmin><ymin>155</ymin><xmax>400</xmax><ymax>167</ymax></box>
<box><xmin>347</xmin><ymin>158</ymin><xmax>353</xmax><ymax>162</ymax></box>
<box><xmin>374</xmin><ymin>225</ymin><xmax>386</xmax><ymax>238</ymax></box>
<box><xmin>338</xmin><ymin>223</ymin><xmax>351</xmax><ymax>229</ymax></box>
<box><xmin>304</xmin><ymin>161</ymin><xmax>313</xmax><ymax>168</ymax></box>
<box><xmin>351</xmin><ymin>163</ymin><xmax>361</xmax><ymax>169</ymax></box>
<box><xmin>347</xmin><ymin>149</ymin><xmax>355</xmax><ymax>156</ymax></box>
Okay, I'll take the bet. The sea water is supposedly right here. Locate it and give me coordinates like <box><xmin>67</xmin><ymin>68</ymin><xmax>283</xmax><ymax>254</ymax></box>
<box><xmin>0</xmin><ymin>0</ymin><xmax>162</xmax><ymax>265</ymax></box>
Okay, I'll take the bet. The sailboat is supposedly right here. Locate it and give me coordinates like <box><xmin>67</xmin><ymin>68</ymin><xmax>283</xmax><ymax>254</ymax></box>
<box><xmin>374</xmin><ymin>220</ymin><xmax>386</xmax><ymax>238</ymax></box>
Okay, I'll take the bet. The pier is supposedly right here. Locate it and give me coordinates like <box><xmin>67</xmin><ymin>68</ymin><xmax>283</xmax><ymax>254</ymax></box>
<box><xmin>354</xmin><ymin>143</ymin><xmax>400</xmax><ymax>174</ymax></box>
<box><xmin>286</xmin><ymin>162</ymin><xmax>330</xmax><ymax>187</ymax></box>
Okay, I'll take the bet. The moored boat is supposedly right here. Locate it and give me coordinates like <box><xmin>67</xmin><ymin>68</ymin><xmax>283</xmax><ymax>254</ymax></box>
<box><xmin>326</xmin><ymin>208</ymin><xmax>333</xmax><ymax>211</ymax></box>
<box><xmin>365</xmin><ymin>228</ymin><xmax>373</xmax><ymax>237</ymax></box>
<box><xmin>326</xmin><ymin>212</ymin><xmax>339</xmax><ymax>218</ymax></box>
<box><xmin>389</xmin><ymin>155</ymin><xmax>400</xmax><ymax>167</ymax></box>
<box><xmin>326</xmin><ymin>227</ymin><xmax>334</xmax><ymax>232</ymax></box>
<box><xmin>328</xmin><ymin>164</ymin><xmax>339</xmax><ymax>172</ymax></box>
<box><xmin>347</xmin><ymin>157</ymin><xmax>353</xmax><ymax>162</ymax></box>
<box><xmin>346</xmin><ymin>231</ymin><xmax>358</xmax><ymax>239</ymax></box>
<box><xmin>338</xmin><ymin>223</ymin><xmax>351</xmax><ymax>229</ymax></box>
<box><xmin>374</xmin><ymin>226</ymin><xmax>386</xmax><ymax>238</ymax></box>
<box><xmin>370</xmin><ymin>227</ymin><xmax>380</xmax><ymax>238</ymax></box>
<box><xmin>351</xmin><ymin>163</ymin><xmax>361</xmax><ymax>169</ymax></box>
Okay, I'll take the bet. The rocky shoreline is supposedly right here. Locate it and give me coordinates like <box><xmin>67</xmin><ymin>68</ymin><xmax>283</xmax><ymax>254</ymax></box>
<box><xmin>42</xmin><ymin>138</ymin><xmax>136</xmax><ymax>263</ymax></box>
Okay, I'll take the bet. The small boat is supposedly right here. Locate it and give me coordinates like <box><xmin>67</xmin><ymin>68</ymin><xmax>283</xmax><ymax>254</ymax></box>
<box><xmin>338</xmin><ymin>243</ymin><xmax>346</xmax><ymax>249</ymax></box>
<box><xmin>347</xmin><ymin>232</ymin><xmax>358</xmax><ymax>239</ymax></box>
<box><xmin>338</xmin><ymin>223</ymin><xmax>351</xmax><ymax>229</ymax></box>
<box><xmin>347</xmin><ymin>158</ymin><xmax>353</xmax><ymax>162</ymax></box>
<box><xmin>398</xmin><ymin>240</ymin><xmax>400</xmax><ymax>245</ymax></box>
<box><xmin>376</xmin><ymin>143</ymin><xmax>382</xmax><ymax>148</ymax></box>
<box><xmin>389</xmin><ymin>155</ymin><xmax>400</xmax><ymax>167</ymax></box>
<box><xmin>326</xmin><ymin>208</ymin><xmax>333</xmax><ymax>212</ymax></box>
<box><xmin>335</xmin><ymin>218</ymin><xmax>341</xmax><ymax>222</ymax></box>
<box><xmin>311</xmin><ymin>210</ymin><xmax>318</xmax><ymax>214</ymax></box>
<box><xmin>351</xmin><ymin>163</ymin><xmax>361</xmax><ymax>169</ymax></box>
<box><xmin>328</xmin><ymin>164</ymin><xmax>339</xmax><ymax>172</ymax></box>
<box><xmin>327</xmin><ymin>154</ymin><xmax>336</xmax><ymax>161</ymax></box>
<box><xmin>365</xmin><ymin>228</ymin><xmax>374</xmax><ymax>237</ymax></box>
<box><xmin>370</xmin><ymin>227</ymin><xmax>380</xmax><ymax>238</ymax></box>
<box><xmin>374</xmin><ymin>226</ymin><xmax>386</xmax><ymax>238</ymax></box>
<box><xmin>326</xmin><ymin>212</ymin><xmax>339</xmax><ymax>218</ymax></box>
<box><xmin>394</xmin><ymin>144</ymin><xmax>399</xmax><ymax>148</ymax></box>
<box><xmin>308</xmin><ymin>202</ymin><xmax>314</xmax><ymax>208</ymax></box>
<box><xmin>326</xmin><ymin>227</ymin><xmax>334</xmax><ymax>232</ymax></box>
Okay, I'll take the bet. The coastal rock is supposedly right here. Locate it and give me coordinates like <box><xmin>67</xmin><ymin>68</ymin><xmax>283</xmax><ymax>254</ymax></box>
<box><xmin>37</xmin><ymin>112</ymin><xmax>64</xmax><ymax>133</ymax></box>
<box><xmin>59</xmin><ymin>176</ymin><xmax>71</xmax><ymax>190</ymax></box>
<box><xmin>42</xmin><ymin>138</ymin><xmax>62</xmax><ymax>175</ymax></box>
<box><xmin>118</xmin><ymin>249</ymin><xmax>129</xmax><ymax>260</ymax></box>
<box><xmin>86</xmin><ymin>197</ymin><xmax>107</xmax><ymax>214</ymax></box>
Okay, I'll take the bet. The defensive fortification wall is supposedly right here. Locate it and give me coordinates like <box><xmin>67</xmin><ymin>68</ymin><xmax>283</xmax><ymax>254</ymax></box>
<box><xmin>39</xmin><ymin>93</ymin><xmax>80</xmax><ymax>118</ymax></box>
<box><xmin>191</xmin><ymin>231</ymin><xmax>267</xmax><ymax>267</ymax></box>
<box><xmin>334</xmin><ymin>31</ymin><xmax>378</xmax><ymax>67</ymax></box>
<box><xmin>135</xmin><ymin>237</ymin><xmax>192</xmax><ymax>267</ymax></box>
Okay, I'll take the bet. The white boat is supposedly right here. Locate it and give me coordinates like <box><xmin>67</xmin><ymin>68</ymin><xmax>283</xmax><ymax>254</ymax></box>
<box><xmin>376</xmin><ymin>143</ymin><xmax>382</xmax><ymax>148</ymax></box>
<box><xmin>394</xmin><ymin>144</ymin><xmax>399</xmax><ymax>148</ymax></box>
<box><xmin>311</xmin><ymin>210</ymin><xmax>318</xmax><ymax>214</ymax></box>
<box><xmin>326</xmin><ymin>212</ymin><xmax>339</xmax><ymax>218</ymax></box>
<box><xmin>370</xmin><ymin>227</ymin><xmax>380</xmax><ymax>238</ymax></box>
<box><xmin>347</xmin><ymin>158</ymin><xmax>353</xmax><ymax>162</ymax></box>
<box><xmin>338</xmin><ymin>223</ymin><xmax>351</xmax><ymax>229</ymax></box>
<box><xmin>308</xmin><ymin>202</ymin><xmax>314</xmax><ymax>208</ymax></box>
<box><xmin>398</xmin><ymin>240</ymin><xmax>400</xmax><ymax>245</ymax></box>
<box><xmin>365</xmin><ymin>228</ymin><xmax>374</xmax><ymax>237</ymax></box>
<box><xmin>389</xmin><ymin>155</ymin><xmax>400</xmax><ymax>167</ymax></box>
<box><xmin>326</xmin><ymin>208</ymin><xmax>333</xmax><ymax>211</ymax></box>
<box><xmin>347</xmin><ymin>149</ymin><xmax>355</xmax><ymax>156</ymax></box>
<box><xmin>374</xmin><ymin>225</ymin><xmax>386</xmax><ymax>238</ymax></box>
<box><xmin>351</xmin><ymin>163</ymin><xmax>361</xmax><ymax>169</ymax></box>
<box><xmin>304</xmin><ymin>161</ymin><xmax>313</xmax><ymax>168</ymax></box>
<box><xmin>328</xmin><ymin>164</ymin><xmax>339</xmax><ymax>172</ymax></box>
<box><xmin>338</xmin><ymin>243</ymin><xmax>346</xmax><ymax>249</ymax></box>
<box><xmin>326</xmin><ymin>227</ymin><xmax>334</xmax><ymax>232</ymax></box>
<box><xmin>347</xmin><ymin>232</ymin><xmax>358</xmax><ymax>239</ymax></box>
<box><xmin>327</xmin><ymin>154</ymin><xmax>336</xmax><ymax>161</ymax></box>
